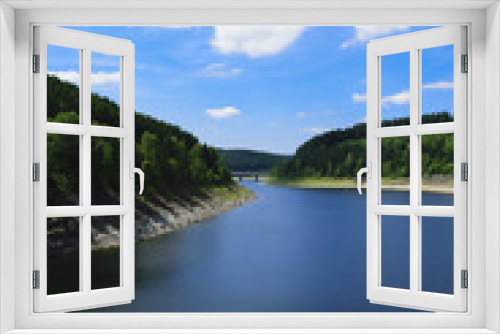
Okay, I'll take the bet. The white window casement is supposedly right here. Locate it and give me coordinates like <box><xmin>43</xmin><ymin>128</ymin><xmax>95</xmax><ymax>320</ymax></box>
<box><xmin>1</xmin><ymin>1</ymin><xmax>500</xmax><ymax>334</ymax></box>
<box><xmin>365</xmin><ymin>26</ymin><xmax>468</xmax><ymax>312</ymax></box>
<box><xmin>33</xmin><ymin>26</ymin><xmax>137</xmax><ymax>313</ymax></box>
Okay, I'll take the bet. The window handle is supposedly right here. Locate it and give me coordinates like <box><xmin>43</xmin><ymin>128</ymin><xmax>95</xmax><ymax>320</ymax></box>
<box><xmin>130</xmin><ymin>162</ymin><xmax>145</xmax><ymax>195</ymax></box>
<box><xmin>357</xmin><ymin>162</ymin><xmax>371</xmax><ymax>195</ymax></box>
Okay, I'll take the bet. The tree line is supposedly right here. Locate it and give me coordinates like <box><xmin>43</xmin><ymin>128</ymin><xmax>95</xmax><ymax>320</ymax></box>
<box><xmin>217</xmin><ymin>149</ymin><xmax>291</xmax><ymax>172</ymax></box>
<box><xmin>47</xmin><ymin>75</ymin><xmax>233</xmax><ymax>207</ymax></box>
<box><xmin>272</xmin><ymin>113</ymin><xmax>454</xmax><ymax>179</ymax></box>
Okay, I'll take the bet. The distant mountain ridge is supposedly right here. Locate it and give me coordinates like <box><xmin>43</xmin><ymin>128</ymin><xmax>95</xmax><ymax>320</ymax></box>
<box><xmin>218</xmin><ymin>149</ymin><xmax>291</xmax><ymax>172</ymax></box>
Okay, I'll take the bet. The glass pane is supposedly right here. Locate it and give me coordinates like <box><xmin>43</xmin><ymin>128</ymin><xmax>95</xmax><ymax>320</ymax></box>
<box><xmin>381</xmin><ymin>136</ymin><xmax>410</xmax><ymax>205</ymax></box>
<box><xmin>381</xmin><ymin>51</ymin><xmax>410</xmax><ymax>127</ymax></box>
<box><xmin>91</xmin><ymin>216</ymin><xmax>121</xmax><ymax>290</ymax></box>
<box><xmin>47</xmin><ymin>217</ymin><xmax>80</xmax><ymax>295</ymax></box>
<box><xmin>47</xmin><ymin>44</ymin><xmax>80</xmax><ymax>124</ymax></box>
<box><xmin>47</xmin><ymin>134</ymin><xmax>80</xmax><ymax>206</ymax></box>
<box><xmin>421</xmin><ymin>217</ymin><xmax>454</xmax><ymax>295</ymax></box>
<box><xmin>421</xmin><ymin>133</ymin><xmax>454</xmax><ymax>206</ymax></box>
<box><xmin>91</xmin><ymin>137</ymin><xmax>121</xmax><ymax>205</ymax></box>
<box><xmin>421</xmin><ymin>45</ymin><xmax>454</xmax><ymax>124</ymax></box>
<box><xmin>381</xmin><ymin>215</ymin><xmax>410</xmax><ymax>290</ymax></box>
<box><xmin>91</xmin><ymin>52</ymin><xmax>121</xmax><ymax>127</ymax></box>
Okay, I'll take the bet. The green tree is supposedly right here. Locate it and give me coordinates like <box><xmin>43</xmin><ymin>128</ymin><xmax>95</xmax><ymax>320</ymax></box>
<box><xmin>274</xmin><ymin>114</ymin><xmax>454</xmax><ymax>180</ymax></box>
<box><xmin>46</xmin><ymin>75</ymin><xmax>234</xmax><ymax>207</ymax></box>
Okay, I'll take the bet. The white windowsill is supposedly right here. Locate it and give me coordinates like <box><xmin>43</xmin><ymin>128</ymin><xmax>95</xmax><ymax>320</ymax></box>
<box><xmin>0</xmin><ymin>1</ymin><xmax>498</xmax><ymax>333</ymax></box>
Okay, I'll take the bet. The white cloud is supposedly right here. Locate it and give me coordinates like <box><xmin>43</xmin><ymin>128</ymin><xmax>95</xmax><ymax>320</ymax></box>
<box><xmin>341</xmin><ymin>26</ymin><xmax>410</xmax><ymax>49</ymax></box>
<box><xmin>422</xmin><ymin>81</ymin><xmax>454</xmax><ymax>89</ymax></box>
<box><xmin>211</xmin><ymin>26</ymin><xmax>306</xmax><ymax>57</ymax></box>
<box><xmin>206</xmin><ymin>106</ymin><xmax>241</xmax><ymax>119</ymax></box>
<box><xmin>302</xmin><ymin>127</ymin><xmax>332</xmax><ymax>134</ymax></box>
<box><xmin>353</xmin><ymin>81</ymin><xmax>452</xmax><ymax>105</ymax></box>
<box><xmin>91</xmin><ymin>72</ymin><xmax>121</xmax><ymax>85</ymax></box>
<box><xmin>48</xmin><ymin>71</ymin><xmax>80</xmax><ymax>85</ymax></box>
<box><xmin>353</xmin><ymin>90</ymin><xmax>409</xmax><ymax>105</ymax></box>
<box><xmin>48</xmin><ymin>71</ymin><xmax>120</xmax><ymax>85</ymax></box>
<box><xmin>352</xmin><ymin>92</ymin><xmax>367</xmax><ymax>103</ymax></box>
<box><xmin>203</xmin><ymin>63</ymin><xmax>243</xmax><ymax>78</ymax></box>
<box><xmin>382</xmin><ymin>90</ymin><xmax>410</xmax><ymax>105</ymax></box>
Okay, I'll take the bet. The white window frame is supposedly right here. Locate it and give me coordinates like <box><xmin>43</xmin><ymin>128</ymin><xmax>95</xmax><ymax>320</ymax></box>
<box><xmin>1</xmin><ymin>1</ymin><xmax>499</xmax><ymax>333</ymax></box>
<box><xmin>33</xmin><ymin>26</ymin><xmax>136</xmax><ymax>313</ymax></box>
<box><xmin>366</xmin><ymin>26</ymin><xmax>467</xmax><ymax>312</ymax></box>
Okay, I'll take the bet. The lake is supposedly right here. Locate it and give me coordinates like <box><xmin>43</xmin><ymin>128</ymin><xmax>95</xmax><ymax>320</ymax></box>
<box><xmin>85</xmin><ymin>181</ymin><xmax>454</xmax><ymax>313</ymax></box>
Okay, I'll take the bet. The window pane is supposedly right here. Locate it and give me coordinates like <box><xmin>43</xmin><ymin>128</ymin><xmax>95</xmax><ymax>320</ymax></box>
<box><xmin>381</xmin><ymin>136</ymin><xmax>410</xmax><ymax>205</ymax></box>
<box><xmin>47</xmin><ymin>217</ymin><xmax>80</xmax><ymax>295</ymax></box>
<box><xmin>381</xmin><ymin>215</ymin><xmax>410</xmax><ymax>290</ymax></box>
<box><xmin>47</xmin><ymin>44</ymin><xmax>80</xmax><ymax>124</ymax></box>
<box><xmin>421</xmin><ymin>217</ymin><xmax>454</xmax><ymax>295</ymax></box>
<box><xmin>91</xmin><ymin>216</ymin><xmax>121</xmax><ymax>290</ymax></box>
<box><xmin>47</xmin><ymin>133</ymin><xmax>80</xmax><ymax>206</ymax></box>
<box><xmin>381</xmin><ymin>52</ymin><xmax>410</xmax><ymax>127</ymax></box>
<box><xmin>91</xmin><ymin>137</ymin><xmax>121</xmax><ymax>205</ymax></box>
<box><xmin>421</xmin><ymin>45</ymin><xmax>454</xmax><ymax>124</ymax></box>
<box><xmin>421</xmin><ymin>133</ymin><xmax>454</xmax><ymax>206</ymax></box>
<box><xmin>91</xmin><ymin>52</ymin><xmax>121</xmax><ymax>127</ymax></box>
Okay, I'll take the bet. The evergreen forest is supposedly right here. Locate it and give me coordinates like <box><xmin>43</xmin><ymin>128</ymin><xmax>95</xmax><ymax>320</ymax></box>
<box><xmin>272</xmin><ymin>113</ymin><xmax>454</xmax><ymax>180</ymax></box>
<box><xmin>47</xmin><ymin>75</ymin><xmax>233</xmax><ymax>208</ymax></box>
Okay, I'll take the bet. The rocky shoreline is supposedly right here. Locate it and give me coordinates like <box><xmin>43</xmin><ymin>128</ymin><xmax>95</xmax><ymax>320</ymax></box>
<box><xmin>48</xmin><ymin>186</ymin><xmax>257</xmax><ymax>256</ymax></box>
<box><xmin>92</xmin><ymin>187</ymin><xmax>257</xmax><ymax>251</ymax></box>
<box><xmin>134</xmin><ymin>188</ymin><xmax>256</xmax><ymax>243</ymax></box>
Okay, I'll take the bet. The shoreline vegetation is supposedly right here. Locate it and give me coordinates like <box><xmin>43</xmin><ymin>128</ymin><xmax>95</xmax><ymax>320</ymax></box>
<box><xmin>267</xmin><ymin>177</ymin><xmax>453</xmax><ymax>194</ymax></box>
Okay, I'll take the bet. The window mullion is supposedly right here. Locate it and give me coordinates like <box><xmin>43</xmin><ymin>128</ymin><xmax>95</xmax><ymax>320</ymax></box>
<box><xmin>46</xmin><ymin>123</ymin><xmax>88</xmax><ymax>136</ymax></box>
<box><xmin>82</xmin><ymin>48</ymin><xmax>92</xmax><ymax>294</ymax></box>
<box><xmin>410</xmin><ymin>48</ymin><xmax>420</xmax><ymax>294</ymax></box>
<box><xmin>374</xmin><ymin>123</ymin><xmax>454</xmax><ymax>138</ymax></box>
<box><xmin>78</xmin><ymin>50</ymin><xmax>85</xmax><ymax>291</ymax></box>
<box><xmin>410</xmin><ymin>47</ymin><xmax>420</xmax><ymax>210</ymax></box>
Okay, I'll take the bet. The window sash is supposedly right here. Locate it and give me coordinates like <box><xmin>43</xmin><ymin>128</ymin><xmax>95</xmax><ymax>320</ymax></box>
<box><xmin>33</xmin><ymin>26</ymin><xmax>136</xmax><ymax>313</ymax></box>
<box><xmin>366</xmin><ymin>26</ymin><xmax>468</xmax><ymax>312</ymax></box>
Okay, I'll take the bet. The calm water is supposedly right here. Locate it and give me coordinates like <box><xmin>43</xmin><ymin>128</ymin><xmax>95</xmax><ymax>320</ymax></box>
<box><xmin>87</xmin><ymin>181</ymin><xmax>454</xmax><ymax>313</ymax></box>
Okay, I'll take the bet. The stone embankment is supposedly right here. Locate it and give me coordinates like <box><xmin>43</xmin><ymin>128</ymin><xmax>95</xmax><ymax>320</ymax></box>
<box><xmin>91</xmin><ymin>188</ymin><xmax>257</xmax><ymax>251</ymax></box>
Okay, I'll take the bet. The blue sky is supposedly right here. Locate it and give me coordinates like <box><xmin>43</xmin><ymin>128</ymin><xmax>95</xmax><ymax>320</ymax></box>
<box><xmin>49</xmin><ymin>26</ymin><xmax>453</xmax><ymax>154</ymax></box>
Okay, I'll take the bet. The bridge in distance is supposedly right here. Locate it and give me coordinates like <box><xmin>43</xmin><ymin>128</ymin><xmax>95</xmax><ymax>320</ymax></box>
<box><xmin>231</xmin><ymin>171</ymin><xmax>271</xmax><ymax>181</ymax></box>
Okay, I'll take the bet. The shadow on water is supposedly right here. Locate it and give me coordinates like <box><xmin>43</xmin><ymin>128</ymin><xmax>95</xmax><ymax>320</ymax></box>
<box><xmin>74</xmin><ymin>182</ymin><xmax>453</xmax><ymax>312</ymax></box>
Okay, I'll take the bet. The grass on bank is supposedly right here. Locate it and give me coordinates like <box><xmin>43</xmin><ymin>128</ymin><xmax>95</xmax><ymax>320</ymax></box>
<box><xmin>266</xmin><ymin>177</ymin><xmax>454</xmax><ymax>193</ymax></box>
<box><xmin>206</xmin><ymin>184</ymin><xmax>256</xmax><ymax>201</ymax></box>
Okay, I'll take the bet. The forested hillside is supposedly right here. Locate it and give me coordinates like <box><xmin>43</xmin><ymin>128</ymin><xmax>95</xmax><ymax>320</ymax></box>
<box><xmin>47</xmin><ymin>75</ymin><xmax>233</xmax><ymax>207</ymax></box>
<box><xmin>273</xmin><ymin>113</ymin><xmax>454</xmax><ymax>179</ymax></box>
<box><xmin>218</xmin><ymin>149</ymin><xmax>291</xmax><ymax>172</ymax></box>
